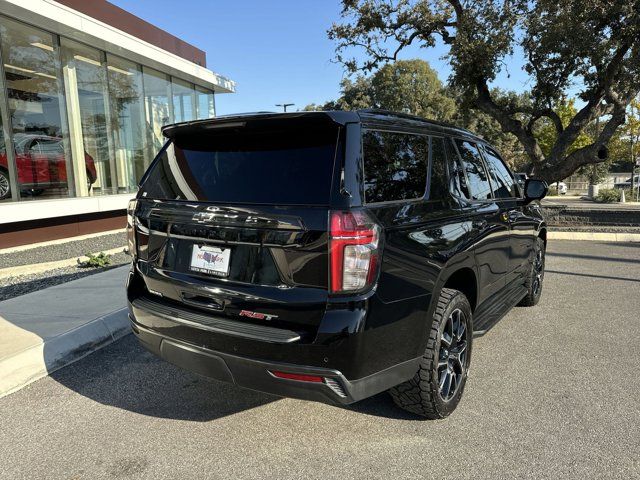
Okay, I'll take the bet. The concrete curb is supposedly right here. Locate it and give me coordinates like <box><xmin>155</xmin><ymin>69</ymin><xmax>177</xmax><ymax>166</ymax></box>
<box><xmin>548</xmin><ymin>231</ymin><xmax>640</xmax><ymax>242</ymax></box>
<box><xmin>0</xmin><ymin>307</ymin><xmax>129</xmax><ymax>398</ymax></box>
<box><xmin>0</xmin><ymin>246</ymin><xmax>127</xmax><ymax>280</ymax></box>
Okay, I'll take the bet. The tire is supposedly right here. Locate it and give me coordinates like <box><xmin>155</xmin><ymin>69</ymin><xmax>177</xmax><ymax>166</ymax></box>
<box><xmin>518</xmin><ymin>236</ymin><xmax>545</xmax><ymax>307</ymax></box>
<box><xmin>388</xmin><ymin>288</ymin><xmax>473</xmax><ymax>419</ymax></box>
<box><xmin>0</xmin><ymin>169</ymin><xmax>10</xmax><ymax>200</ymax></box>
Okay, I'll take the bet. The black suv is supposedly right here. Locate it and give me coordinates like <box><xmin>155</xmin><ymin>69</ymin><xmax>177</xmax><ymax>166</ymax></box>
<box><xmin>126</xmin><ymin>110</ymin><xmax>547</xmax><ymax>418</ymax></box>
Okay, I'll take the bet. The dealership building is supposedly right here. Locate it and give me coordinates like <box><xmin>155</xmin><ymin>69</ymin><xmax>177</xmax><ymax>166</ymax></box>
<box><xmin>0</xmin><ymin>0</ymin><xmax>234</xmax><ymax>248</ymax></box>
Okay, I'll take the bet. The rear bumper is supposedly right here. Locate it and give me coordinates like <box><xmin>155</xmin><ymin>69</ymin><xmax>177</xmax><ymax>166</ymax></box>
<box><xmin>130</xmin><ymin>314</ymin><xmax>420</xmax><ymax>405</ymax></box>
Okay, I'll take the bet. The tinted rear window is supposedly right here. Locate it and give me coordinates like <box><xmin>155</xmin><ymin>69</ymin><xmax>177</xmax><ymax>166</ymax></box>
<box><xmin>363</xmin><ymin>130</ymin><xmax>428</xmax><ymax>203</ymax></box>
<box><xmin>454</xmin><ymin>139</ymin><xmax>492</xmax><ymax>201</ymax></box>
<box><xmin>140</xmin><ymin>122</ymin><xmax>340</xmax><ymax>205</ymax></box>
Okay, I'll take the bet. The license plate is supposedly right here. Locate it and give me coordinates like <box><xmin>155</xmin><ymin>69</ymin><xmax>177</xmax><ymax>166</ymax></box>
<box><xmin>189</xmin><ymin>244</ymin><xmax>231</xmax><ymax>277</ymax></box>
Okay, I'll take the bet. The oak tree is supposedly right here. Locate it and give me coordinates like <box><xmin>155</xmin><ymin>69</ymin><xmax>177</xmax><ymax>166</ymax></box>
<box><xmin>329</xmin><ymin>0</ymin><xmax>640</xmax><ymax>182</ymax></box>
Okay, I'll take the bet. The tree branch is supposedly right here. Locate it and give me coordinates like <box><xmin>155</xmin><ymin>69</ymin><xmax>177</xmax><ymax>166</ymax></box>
<box><xmin>549</xmin><ymin>41</ymin><xmax>632</xmax><ymax>162</ymax></box>
<box><xmin>526</xmin><ymin>108</ymin><xmax>563</xmax><ymax>135</ymax></box>
<box><xmin>537</xmin><ymin>102</ymin><xmax>628</xmax><ymax>182</ymax></box>
<box><xmin>474</xmin><ymin>79</ymin><xmax>546</xmax><ymax>165</ymax></box>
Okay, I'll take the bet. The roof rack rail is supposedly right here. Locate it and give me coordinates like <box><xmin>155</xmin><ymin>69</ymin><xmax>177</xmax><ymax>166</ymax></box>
<box><xmin>214</xmin><ymin>111</ymin><xmax>277</xmax><ymax>118</ymax></box>
<box><xmin>357</xmin><ymin>108</ymin><xmax>483</xmax><ymax>140</ymax></box>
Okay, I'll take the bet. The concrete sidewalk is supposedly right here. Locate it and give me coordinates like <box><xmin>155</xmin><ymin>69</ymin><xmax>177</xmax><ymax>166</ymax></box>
<box><xmin>0</xmin><ymin>265</ymin><xmax>130</xmax><ymax>397</ymax></box>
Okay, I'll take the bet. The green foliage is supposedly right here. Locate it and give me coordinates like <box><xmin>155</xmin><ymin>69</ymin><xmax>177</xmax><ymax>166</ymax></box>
<box><xmin>370</xmin><ymin>60</ymin><xmax>457</xmax><ymax>121</ymax></box>
<box><xmin>78</xmin><ymin>252</ymin><xmax>112</xmax><ymax>268</ymax></box>
<box><xmin>536</xmin><ymin>100</ymin><xmax>593</xmax><ymax>157</ymax></box>
<box><xmin>330</xmin><ymin>0</ymin><xmax>640</xmax><ymax>183</ymax></box>
<box><xmin>607</xmin><ymin>100</ymin><xmax>640</xmax><ymax>172</ymax></box>
<box><xmin>451</xmin><ymin>88</ymin><xmax>530</xmax><ymax>170</ymax></box>
<box><xmin>594</xmin><ymin>188</ymin><xmax>627</xmax><ymax>203</ymax></box>
<box><xmin>534</xmin><ymin>99</ymin><xmax>610</xmax><ymax>182</ymax></box>
<box><xmin>303</xmin><ymin>59</ymin><xmax>456</xmax><ymax>121</ymax></box>
<box><xmin>304</xmin><ymin>61</ymin><xmax>532</xmax><ymax>170</ymax></box>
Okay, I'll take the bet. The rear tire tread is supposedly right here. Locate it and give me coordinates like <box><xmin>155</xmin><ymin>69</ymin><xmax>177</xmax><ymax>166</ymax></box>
<box><xmin>388</xmin><ymin>288</ymin><xmax>464</xmax><ymax>419</ymax></box>
<box><xmin>518</xmin><ymin>236</ymin><xmax>545</xmax><ymax>307</ymax></box>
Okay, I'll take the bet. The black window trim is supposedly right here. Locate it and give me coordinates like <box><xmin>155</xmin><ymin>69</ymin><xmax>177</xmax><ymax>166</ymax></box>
<box><xmin>449</xmin><ymin>136</ymin><xmax>496</xmax><ymax>204</ymax></box>
<box><xmin>360</xmin><ymin>127</ymin><xmax>431</xmax><ymax>206</ymax></box>
<box><xmin>425</xmin><ymin>135</ymin><xmax>449</xmax><ymax>204</ymax></box>
<box><xmin>478</xmin><ymin>143</ymin><xmax>523</xmax><ymax>200</ymax></box>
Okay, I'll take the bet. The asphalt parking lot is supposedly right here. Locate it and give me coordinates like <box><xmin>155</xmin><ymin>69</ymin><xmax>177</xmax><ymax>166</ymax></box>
<box><xmin>1</xmin><ymin>240</ymin><xmax>638</xmax><ymax>480</ymax></box>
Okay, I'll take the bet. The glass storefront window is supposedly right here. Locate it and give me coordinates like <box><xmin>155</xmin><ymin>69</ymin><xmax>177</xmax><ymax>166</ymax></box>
<box><xmin>196</xmin><ymin>86</ymin><xmax>215</xmax><ymax>120</ymax></box>
<box><xmin>0</xmin><ymin>15</ymin><xmax>219</xmax><ymax>203</ymax></box>
<box><xmin>0</xmin><ymin>15</ymin><xmax>71</xmax><ymax>201</ymax></box>
<box><xmin>106</xmin><ymin>54</ymin><xmax>146</xmax><ymax>192</ymax></box>
<box><xmin>0</xmin><ymin>99</ymin><xmax>9</xmax><ymax>201</ymax></box>
<box><xmin>172</xmin><ymin>78</ymin><xmax>196</xmax><ymax>123</ymax></box>
<box><xmin>61</xmin><ymin>38</ymin><xmax>115</xmax><ymax>196</ymax></box>
<box><xmin>143</xmin><ymin>66</ymin><xmax>172</xmax><ymax>158</ymax></box>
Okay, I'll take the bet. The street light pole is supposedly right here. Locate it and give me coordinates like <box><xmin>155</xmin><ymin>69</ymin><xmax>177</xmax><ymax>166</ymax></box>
<box><xmin>276</xmin><ymin>103</ymin><xmax>295</xmax><ymax>113</ymax></box>
<box><xmin>276</xmin><ymin>103</ymin><xmax>294</xmax><ymax>112</ymax></box>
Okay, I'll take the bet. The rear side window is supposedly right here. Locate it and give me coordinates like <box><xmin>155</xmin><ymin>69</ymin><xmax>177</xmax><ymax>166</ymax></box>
<box><xmin>362</xmin><ymin>130</ymin><xmax>428</xmax><ymax>203</ymax></box>
<box><xmin>482</xmin><ymin>146</ymin><xmax>519</xmax><ymax>198</ymax></box>
<box><xmin>140</xmin><ymin>122</ymin><xmax>340</xmax><ymax>205</ymax></box>
<box><xmin>454</xmin><ymin>139</ymin><xmax>492</xmax><ymax>201</ymax></box>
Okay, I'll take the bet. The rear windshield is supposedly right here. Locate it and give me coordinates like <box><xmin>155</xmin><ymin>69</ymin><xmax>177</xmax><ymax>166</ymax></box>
<box><xmin>140</xmin><ymin>121</ymin><xmax>340</xmax><ymax>205</ymax></box>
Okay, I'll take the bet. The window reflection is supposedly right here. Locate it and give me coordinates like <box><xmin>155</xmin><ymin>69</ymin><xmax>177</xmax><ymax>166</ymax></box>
<box><xmin>196</xmin><ymin>85</ymin><xmax>215</xmax><ymax>120</ymax></box>
<box><xmin>455</xmin><ymin>139</ymin><xmax>492</xmax><ymax>201</ymax></box>
<box><xmin>172</xmin><ymin>78</ymin><xmax>196</xmax><ymax>123</ymax></box>
<box><xmin>482</xmin><ymin>146</ymin><xmax>518</xmax><ymax>199</ymax></box>
<box><xmin>107</xmin><ymin>54</ymin><xmax>146</xmax><ymax>192</ymax></box>
<box><xmin>61</xmin><ymin>38</ymin><xmax>113</xmax><ymax>196</ymax></box>
<box><xmin>0</xmin><ymin>16</ymin><xmax>70</xmax><ymax>200</ymax></box>
<box><xmin>0</xmin><ymin>106</ymin><xmax>9</xmax><ymax>201</ymax></box>
<box><xmin>363</xmin><ymin>130</ymin><xmax>428</xmax><ymax>203</ymax></box>
<box><xmin>143</xmin><ymin>67</ymin><xmax>172</xmax><ymax>157</ymax></box>
<box><xmin>0</xmin><ymin>15</ymin><xmax>219</xmax><ymax>203</ymax></box>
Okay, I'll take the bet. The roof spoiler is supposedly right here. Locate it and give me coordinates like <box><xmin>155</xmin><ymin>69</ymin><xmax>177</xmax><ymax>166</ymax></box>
<box><xmin>162</xmin><ymin>111</ymin><xmax>359</xmax><ymax>139</ymax></box>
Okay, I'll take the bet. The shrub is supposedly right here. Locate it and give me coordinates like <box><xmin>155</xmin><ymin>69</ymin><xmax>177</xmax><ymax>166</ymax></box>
<box><xmin>595</xmin><ymin>188</ymin><xmax>629</xmax><ymax>203</ymax></box>
<box><xmin>78</xmin><ymin>252</ymin><xmax>112</xmax><ymax>268</ymax></box>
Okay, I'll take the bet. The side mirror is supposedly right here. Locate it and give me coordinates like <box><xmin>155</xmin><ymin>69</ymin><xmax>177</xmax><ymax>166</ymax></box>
<box><xmin>524</xmin><ymin>179</ymin><xmax>548</xmax><ymax>204</ymax></box>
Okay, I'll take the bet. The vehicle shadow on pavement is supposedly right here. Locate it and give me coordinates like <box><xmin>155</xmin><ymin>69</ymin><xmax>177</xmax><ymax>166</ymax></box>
<box><xmin>48</xmin><ymin>334</ymin><xmax>425</xmax><ymax>422</ymax></box>
<box><xmin>545</xmin><ymin>269</ymin><xmax>640</xmax><ymax>283</ymax></box>
<box><xmin>344</xmin><ymin>393</ymin><xmax>426</xmax><ymax>420</ymax></box>
<box><xmin>48</xmin><ymin>335</ymin><xmax>279</xmax><ymax>422</ymax></box>
<box><xmin>545</xmin><ymin>250</ymin><xmax>640</xmax><ymax>264</ymax></box>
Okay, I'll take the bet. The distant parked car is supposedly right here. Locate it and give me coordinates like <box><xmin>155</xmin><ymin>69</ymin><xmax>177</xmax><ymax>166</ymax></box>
<box><xmin>614</xmin><ymin>175</ymin><xmax>640</xmax><ymax>190</ymax></box>
<box><xmin>0</xmin><ymin>133</ymin><xmax>97</xmax><ymax>200</ymax></box>
<box><xmin>549</xmin><ymin>181</ymin><xmax>567</xmax><ymax>195</ymax></box>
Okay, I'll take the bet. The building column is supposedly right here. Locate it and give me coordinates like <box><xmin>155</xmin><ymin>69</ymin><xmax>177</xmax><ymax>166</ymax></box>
<box><xmin>62</xmin><ymin>60</ymin><xmax>89</xmax><ymax>197</ymax></box>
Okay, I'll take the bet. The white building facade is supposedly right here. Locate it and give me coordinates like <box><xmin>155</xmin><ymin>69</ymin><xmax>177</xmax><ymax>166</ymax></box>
<box><xmin>0</xmin><ymin>0</ymin><xmax>234</xmax><ymax>247</ymax></box>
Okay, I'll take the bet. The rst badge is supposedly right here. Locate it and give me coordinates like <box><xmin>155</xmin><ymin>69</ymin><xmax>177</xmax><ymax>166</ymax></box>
<box><xmin>239</xmin><ymin>310</ymin><xmax>279</xmax><ymax>321</ymax></box>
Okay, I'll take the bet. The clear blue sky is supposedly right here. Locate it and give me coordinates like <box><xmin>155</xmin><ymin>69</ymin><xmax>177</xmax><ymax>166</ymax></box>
<box><xmin>110</xmin><ymin>0</ymin><xmax>530</xmax><ymax>116</ymax></box>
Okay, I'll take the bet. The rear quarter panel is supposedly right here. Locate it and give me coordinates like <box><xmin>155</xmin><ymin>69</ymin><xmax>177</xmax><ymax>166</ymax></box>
<box><xmin>354</xmin><ymin>199</ymin><xmax>477</xmax><ymax>376</ymax></box>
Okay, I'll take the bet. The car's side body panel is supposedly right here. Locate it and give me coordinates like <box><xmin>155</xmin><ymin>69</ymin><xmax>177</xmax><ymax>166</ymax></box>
<box><xmin>127</xmin><ymin>109</ymin><xmax>546</xmax><ymax>405</ymax></box>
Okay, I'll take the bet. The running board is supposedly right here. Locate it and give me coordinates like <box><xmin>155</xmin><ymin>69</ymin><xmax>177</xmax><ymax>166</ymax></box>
<box><xmin>473</xmin><ymin>284</ymin><xmax>527</xmax><ymax>336</ymax></box>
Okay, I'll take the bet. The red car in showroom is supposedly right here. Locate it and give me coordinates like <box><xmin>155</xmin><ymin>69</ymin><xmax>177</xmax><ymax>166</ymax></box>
<box><xmin>0</xmin><ymin>133</ymin><xmax>97</xmax><ymax>199</ymax></box>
